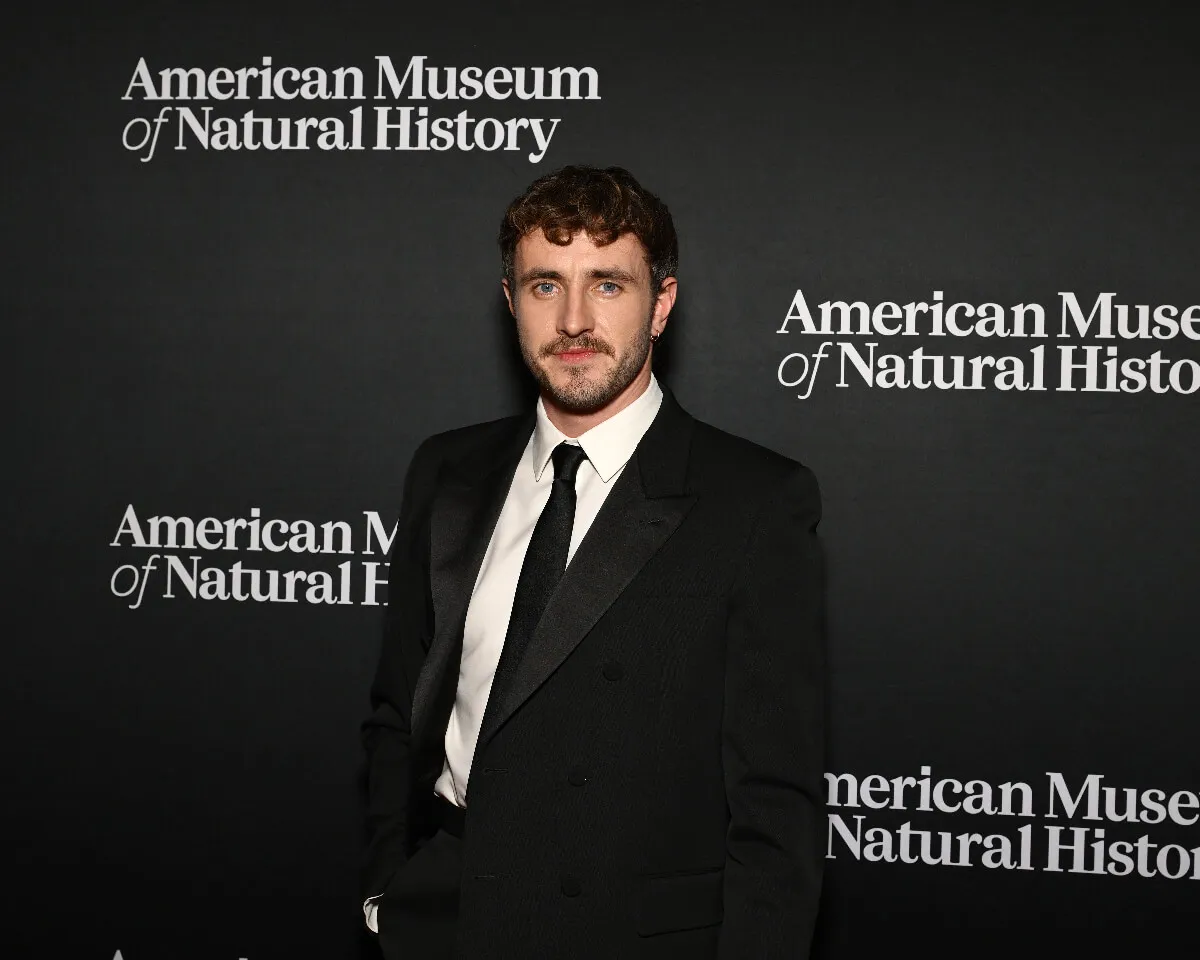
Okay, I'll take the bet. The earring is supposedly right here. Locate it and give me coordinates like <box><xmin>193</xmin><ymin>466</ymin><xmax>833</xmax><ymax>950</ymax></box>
<box><xmin>650</xmin><ymin>333</ymin><xmax>660</xmax><ymax>343</ymax></box>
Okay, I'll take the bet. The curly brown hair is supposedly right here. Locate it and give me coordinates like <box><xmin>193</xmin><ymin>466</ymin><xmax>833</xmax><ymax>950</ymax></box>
<box><xmin>498</xmin><ymin>165</ymin><xmax>679</xmax><ymax>293</ymax></box>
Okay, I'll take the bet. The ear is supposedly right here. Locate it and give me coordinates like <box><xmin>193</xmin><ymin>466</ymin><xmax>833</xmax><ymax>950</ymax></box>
<box><xmin>501</xmin><ymin>277</ymin><xmax>516</xmax><ymax>318</ymax></box>
<box><xmin>650</xmin><ymin>277</ymin><xmax>678</xmax><ymax>338</ymax></box>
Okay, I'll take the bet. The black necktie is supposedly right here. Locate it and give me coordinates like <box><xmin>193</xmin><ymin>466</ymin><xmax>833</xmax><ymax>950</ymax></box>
<box><xmin>483</xmin><ymin>441</ymin><xmax>589</xmax><ymax>727</ymax></box>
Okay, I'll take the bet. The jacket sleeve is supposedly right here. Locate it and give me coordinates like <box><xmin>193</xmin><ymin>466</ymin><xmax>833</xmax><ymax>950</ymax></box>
<box><xmin>718</xmin><ymin>463</ymin><xmax>826</xmax><ymax>959</ymax></box>
<box><xmin>360</xmin><ymin>438</ymin><xmax>438</xmax><ymax>908</ymax></box>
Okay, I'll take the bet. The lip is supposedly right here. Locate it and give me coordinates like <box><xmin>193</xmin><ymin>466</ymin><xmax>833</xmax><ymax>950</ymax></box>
<box><xmin>553</xmin><ymin>349</ymin><xmax>598</xmax><ymax>363</ymax></box>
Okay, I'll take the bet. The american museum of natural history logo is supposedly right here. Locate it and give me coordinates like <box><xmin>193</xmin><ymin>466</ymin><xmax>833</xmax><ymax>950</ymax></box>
<box><xmin>120</xmin><ymin>54</ymin><xmax>598</xmax><ymax>163</ymax></box>
<box><xmin>825</xmin><ymin>765</ymin><xmax>1200</xmax><ymax>880</ymax></box>
<box><xmin>108</xmin><ymin>504</ymin><xmax>396</xmax><ymax>609</ymax></box>
<box><xmin>776</xmin><ymin>290</ymin><xmax>1200</xmax><ymax>398</ymax></box>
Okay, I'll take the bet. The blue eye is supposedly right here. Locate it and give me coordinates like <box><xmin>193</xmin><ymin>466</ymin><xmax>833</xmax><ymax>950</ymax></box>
<box><xmin>598</xmin><ymin>281</ymin><xmax>620</xmax><ymax>294</ymax></box>
<box><xmin>535</xmin><ymin>282</ymin><xmax>556</xmax><ymax>295</ymax></box>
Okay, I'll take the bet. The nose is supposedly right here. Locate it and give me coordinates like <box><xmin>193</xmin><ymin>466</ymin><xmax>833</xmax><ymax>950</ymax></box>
<box><xmin>557</xmin><ymin>286</ymin><xmax>594</xmax><ymax>338</ymax></box>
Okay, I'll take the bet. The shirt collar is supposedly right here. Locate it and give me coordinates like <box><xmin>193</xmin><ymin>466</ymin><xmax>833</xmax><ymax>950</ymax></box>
<box><xmin>531</xmin><ymin>374</ymin><xmax>664</xmax><ymax>483</ymax></box>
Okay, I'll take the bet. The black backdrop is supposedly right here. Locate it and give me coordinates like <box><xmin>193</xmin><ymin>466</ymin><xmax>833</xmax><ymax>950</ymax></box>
<box><xmin>7</xmin><ymin>3</ymin><xmax>1198</xmax><ymax>958</ymax></box>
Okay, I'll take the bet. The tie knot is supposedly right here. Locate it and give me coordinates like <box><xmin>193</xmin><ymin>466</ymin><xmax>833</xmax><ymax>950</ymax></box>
<box><xmin>551</xmin><ymin>442</ymin><xmax>588</xmax><ymax>482</ymax></box>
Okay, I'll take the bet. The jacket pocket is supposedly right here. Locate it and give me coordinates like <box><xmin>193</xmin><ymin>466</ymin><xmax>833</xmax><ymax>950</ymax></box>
<box><xmin>635</xmin><ymin>865</ymin><xmax>724</xmax><ymax>937</ymax></box>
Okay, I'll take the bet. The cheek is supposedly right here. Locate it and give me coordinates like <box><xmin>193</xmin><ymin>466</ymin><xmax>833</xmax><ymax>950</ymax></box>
<box><xmin>602</xmin><ymin>299</ymin><xmax>652</xmax><ymax>341</ymax></box>
<box><xmin>515</xmin><ymin>301</ymin><xmax>555</xmax><ymax>339</ymax></box>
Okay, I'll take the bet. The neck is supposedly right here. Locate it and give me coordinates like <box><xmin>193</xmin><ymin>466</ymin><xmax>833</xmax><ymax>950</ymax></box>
<box><xmin>542</xmin><ymin>364</ymin><xmax>653</xmax><ymax>438</ymax></box>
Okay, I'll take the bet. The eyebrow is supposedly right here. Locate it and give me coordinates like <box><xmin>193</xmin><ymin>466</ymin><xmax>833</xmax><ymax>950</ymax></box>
<box><xmin>516</xmin><ymin>266</ymin><xmax>642</xmax><ymax>286</ymax></box>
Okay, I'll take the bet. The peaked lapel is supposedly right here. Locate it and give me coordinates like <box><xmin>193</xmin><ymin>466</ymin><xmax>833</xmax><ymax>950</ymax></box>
<box><xmin>409</xmin><ymin>413</ymin><xmax>533</xmax><ymax>742</ymax></box>
<box><xmin>476</xmin><ymin>388</ymin><xmax>698</xmax><ymax>751</ymax></box>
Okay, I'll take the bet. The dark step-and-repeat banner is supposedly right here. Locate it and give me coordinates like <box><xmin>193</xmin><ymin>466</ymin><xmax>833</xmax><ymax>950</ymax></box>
<box><xmin>7</xmin><ymin>4</ymin><xmax>1197</xmax><ymax>958</ymax></box>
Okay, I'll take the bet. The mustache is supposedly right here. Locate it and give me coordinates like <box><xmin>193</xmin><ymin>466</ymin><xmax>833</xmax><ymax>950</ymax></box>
<box><xmin>539</xmin><ymin>334</ymin><xmax>614</xmax><ymax>359</ymax></box>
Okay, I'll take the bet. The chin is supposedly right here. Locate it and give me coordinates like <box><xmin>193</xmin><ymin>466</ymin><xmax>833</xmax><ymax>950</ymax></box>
<box><xmin>550</xmin><ymin>389</ymin><xmax>604</xmax><ymax>414</ymax></box>
<box><xmin>543</xmin><ymin>375</ymin><xmax>610</xmax><ymax>413</ymax></box>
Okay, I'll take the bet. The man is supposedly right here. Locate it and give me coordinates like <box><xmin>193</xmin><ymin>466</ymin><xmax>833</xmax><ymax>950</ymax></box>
<box><xmin>361</xmin><ymin>165</ymin><xmax>825</xmax><ymax>959</ymax></box>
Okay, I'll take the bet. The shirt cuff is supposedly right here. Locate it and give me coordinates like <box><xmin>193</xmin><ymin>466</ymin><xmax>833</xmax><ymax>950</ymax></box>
<box><xmin>364</xmin><ymin>894</ymin><xmax>382</xmax><ymax>933</ymax></box>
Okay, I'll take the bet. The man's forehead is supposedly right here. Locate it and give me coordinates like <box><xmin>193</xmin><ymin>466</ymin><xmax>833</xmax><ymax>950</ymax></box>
<box><xmin>515</xmin><ymin>229</ymin><xmax>649</xmax><ymax>272</ymax></box>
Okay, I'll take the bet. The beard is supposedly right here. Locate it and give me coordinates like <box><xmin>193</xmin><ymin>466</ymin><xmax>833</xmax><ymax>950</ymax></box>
<box><xmin>520</xmin><ymin>320</ymin><xmax>653</xmax><ymax>415</ymax></box>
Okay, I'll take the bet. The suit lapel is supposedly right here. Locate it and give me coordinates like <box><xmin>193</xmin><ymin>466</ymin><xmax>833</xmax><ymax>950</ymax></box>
<box><xmin>410</xmin><ymin>414</ymin><xmax>533</xmax><ymax>741</ymax></box>
<box><xmin>476</xmin><ymin>388</ymin><xmax>697</xmax><ymax>751</ymax></box>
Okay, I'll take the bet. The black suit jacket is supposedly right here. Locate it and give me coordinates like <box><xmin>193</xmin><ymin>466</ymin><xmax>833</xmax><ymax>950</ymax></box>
<box><xmin>362</xmin><ymin>388</ymin><xmax>826</xmax><ymax>959</ymax></box>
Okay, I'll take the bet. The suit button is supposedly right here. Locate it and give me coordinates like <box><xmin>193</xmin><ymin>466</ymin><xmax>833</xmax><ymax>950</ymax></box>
<box><xmin>602</xmin><ymin>660</ymin><xmax>623</xmax><ymax>681</ymax></box>
<box><xmin>560</xmin><ymin>874</ymin><xmax>582</xmax><ymax>897</ymax></box>
<box><xmin>568</xmin><ymin>766</ymin><xmax>587</xmax><ymax>786</ymax></box>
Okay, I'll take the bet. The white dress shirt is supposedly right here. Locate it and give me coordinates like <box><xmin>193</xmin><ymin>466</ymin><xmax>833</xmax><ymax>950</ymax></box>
<box><xmin>366</xmin><ymin>374</ymin><xmax>662</xmax><ymax>932</ymax></box>
<box><xmin>435</xmin><ymin>373</ymin><xmax>663</xmax><ymax>805</ymax></box>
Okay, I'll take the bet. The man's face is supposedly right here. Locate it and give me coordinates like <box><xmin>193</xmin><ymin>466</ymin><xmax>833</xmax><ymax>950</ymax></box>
<box><xmin>503</xmin><ymin>230</ymin><xmax>675</xmax><ymax>415</ymax></box>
